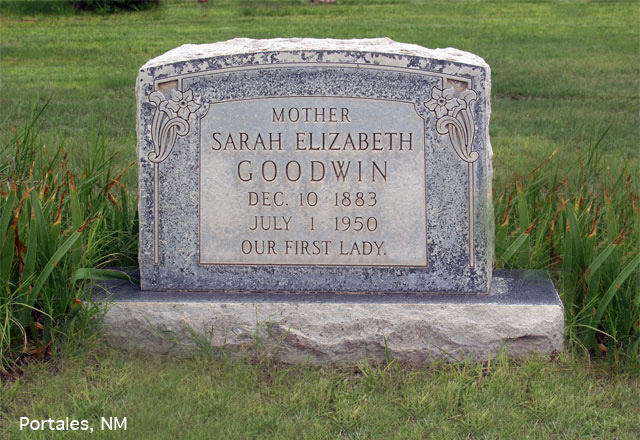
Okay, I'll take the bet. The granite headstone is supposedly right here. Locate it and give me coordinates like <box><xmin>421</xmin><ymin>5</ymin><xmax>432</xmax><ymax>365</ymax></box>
<box><xmin>136</xmin><ymin>37</ymin><xmax>493</xmax><ymax>293</ymax></box>
<box><xmin>100</xmin><ymin>39</ymin><xmax>563</xmax><ymax>364</ymax></box>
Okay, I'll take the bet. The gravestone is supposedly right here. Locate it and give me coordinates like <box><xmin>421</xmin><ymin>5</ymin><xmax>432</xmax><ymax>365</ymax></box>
<box><xmin>102</xmin><ymin>38</ymin><xmax>563</xmax><ymax>364</ymax></box>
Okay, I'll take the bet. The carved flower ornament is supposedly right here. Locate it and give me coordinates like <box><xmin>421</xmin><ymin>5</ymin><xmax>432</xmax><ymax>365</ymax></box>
<box><xmin>423</xmin><ymin>85</ymin><xmax>478</xmax><ymax>164</ymax></box>
<box><xmin>147</xmin><ymin>88</ymin><xmax>201</xmax><ymax>164</ymax></box>
<box><xmin>164</xmin><ymin>89</ymin><xmax>200</xmax><ymax>120</ymax></box>
<box><xmin>424</xmin><ymin>86</ymin><xmax>464</xmax><ymax>118</ymax></box>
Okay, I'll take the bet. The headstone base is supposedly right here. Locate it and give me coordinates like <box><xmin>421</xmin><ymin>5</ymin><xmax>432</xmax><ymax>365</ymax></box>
<box><xmin>98</xmin><ymin>270</ymin><xmax>563</xmax><ymax>364</ymax></box>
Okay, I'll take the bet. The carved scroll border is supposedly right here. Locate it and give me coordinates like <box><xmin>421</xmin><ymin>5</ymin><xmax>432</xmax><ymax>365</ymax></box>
<box><xmin>147</xmin><ymin>68</ymin><xmax>479</xmax><ymax>268</ymax></box>
<box><xmin>148</xmin><ymin>86</ymin><xmax>201</xmax><ymax>265</ymax></box>
<box><xmin>422</xmin><ymin>79</ymin><xmax>479</xmax><ymax>268</ymax></box>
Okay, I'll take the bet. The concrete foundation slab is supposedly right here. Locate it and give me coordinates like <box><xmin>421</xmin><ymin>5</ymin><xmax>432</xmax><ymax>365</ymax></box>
<box><xmin>97</xmin><ymin>269</ymin><xmax>564</xmax><ymax>365</ymax></box>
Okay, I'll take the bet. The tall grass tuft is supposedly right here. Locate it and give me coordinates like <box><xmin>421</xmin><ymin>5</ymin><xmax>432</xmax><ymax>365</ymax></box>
<box><xmin>0</xmin><ymin>104</ymin><xmax>137</xmax><ymax>375</ymax></box>
<box><xmin>495</xmin><ymin>133</ymin><xmax>640</xmax><ymax>368</ymax></box>
<box><xmin>2</xmin><ymin>106</ymin><xmax>638</xmax><ymax>372</ymax></box>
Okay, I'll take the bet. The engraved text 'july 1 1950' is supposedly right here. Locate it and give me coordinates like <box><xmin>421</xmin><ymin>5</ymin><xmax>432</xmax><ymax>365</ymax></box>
<box><xmin>199</xmin><ymin>97</ymin><xmax>428</xmax><ymax>266</ymax></box>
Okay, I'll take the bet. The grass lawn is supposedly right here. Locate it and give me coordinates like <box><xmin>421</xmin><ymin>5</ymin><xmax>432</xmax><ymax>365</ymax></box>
<box><xmin>1</xmin><ymin>0</ymin><xmax>638</xmax><ymax>185</ymax></box>
<box><xmin>2</xmin><ymin>347</ymin><xmax>640</xmax><ymax>439</ymax></box>
<box><xmin>1</xmin><ymin>0</ymin><xmax>639</xmax><ymax>438</ymax></box>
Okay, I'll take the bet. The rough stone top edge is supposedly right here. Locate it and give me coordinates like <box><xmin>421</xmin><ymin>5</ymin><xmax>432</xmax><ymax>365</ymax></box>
<box><xmin>140</xmin><ymin>37</ymin><xmax>489</xmax><ymax>71</ymax></box>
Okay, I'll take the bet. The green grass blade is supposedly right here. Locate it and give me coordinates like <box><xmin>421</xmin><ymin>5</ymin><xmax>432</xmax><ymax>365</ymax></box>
<box><xmin>592</xmin><ymin>254</ymin><xmax>640</xmax><ymax>326</ymax></box>
<box><xmin>516</xmin><ymin>182</ymin><xmax>531</xmax><ymax>233</ymax></box>
<box><xmin>49</xmin><ymin>220</ymin><xmax>61</xmax><ymax>260</ymax></box>
<box><xmin>500</xmin><ymin>232</ymin><xmax>529</xmax><ymax>263</ymax></box>
<box><xmin>69</xmin><ymin>184</ymin><xmax>82</xmax><ymax>267</ymax></box>
<box><xmin>0</xmin><ymin>189</ymin><xmax>16</xmax><ymax>240</ymax></box>
<box><xmin>565</xmin><ymin>204</ymin><xmax>584</xmax><ymax>265</ymax></box>
<box><xmin>0</xmin><ymin>226</ymin><xmax>15</xmax><ymax>290</ymax></box>
<box><xmin>22</xmin><ymin>215</ymin><xmax>38</xmax><ymax>283</ymax></box>
<box><xmin>27</xmin><ymin>231</ymin><xmax>81</xmax><ymax>306</ymax></box>
<box><xmin>72</xmin><ymin>268</ymin><xmax>138</xmax><ymax>284</ymax></box>
<box><xmin>585</xmin><ymin>243</ymin><xmax>617</xmax><ymax>283</ymax></box>
<box><xmin>629</xmin><ymin>326</ymin><xmax>640</xmax><ymax>358</ymax></box>
<box><xmin>604</xmin><ymin>198</ymin><xmax>618</xmax><ymax>243</ymax></box>
<box><xmin>515</xmin><ymin>182</ymin><xmax>531</xmax><ymax>265</ymax></box>
<box><xmin>30</xmin><ymin>192</ymin><xmax>50</xmax><ymax>258</ymax></box>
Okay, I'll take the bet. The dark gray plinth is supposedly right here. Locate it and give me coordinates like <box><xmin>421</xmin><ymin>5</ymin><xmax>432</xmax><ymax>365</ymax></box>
<box><xmin>96</xmin><ymin>270</ymin><xmax>564</xmax><ymax>364</ymax></box>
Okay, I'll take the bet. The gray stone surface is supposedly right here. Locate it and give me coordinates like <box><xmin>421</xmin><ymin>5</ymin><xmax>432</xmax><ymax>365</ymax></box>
<box><xmin>137</xmin><ymin>38</ymin><xmax>493</xmax><ymax>293</ymax></box>
<box><xmin>99</xmin><ymin>270</ymin><xmax>564</xmax><ymax>364</ymax></box>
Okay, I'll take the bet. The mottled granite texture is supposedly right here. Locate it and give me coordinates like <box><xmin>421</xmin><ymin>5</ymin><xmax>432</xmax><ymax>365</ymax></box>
<box><xmin>99</xmin><ymin>270</ymin><xmax>564</xmax><ymax>364</ymax></box>
<box><xmin>137</xmin><ymin>38</ymin><xmax>493</xmax><ymax>293</ymax></box>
